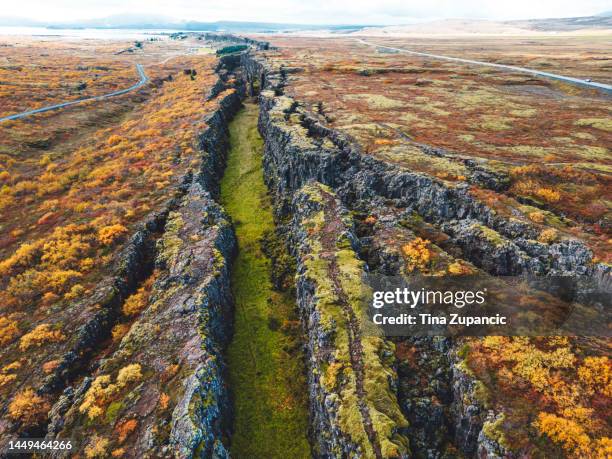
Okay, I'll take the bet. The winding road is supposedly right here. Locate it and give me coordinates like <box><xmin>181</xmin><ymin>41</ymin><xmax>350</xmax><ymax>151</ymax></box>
<box><xmin>356</xmin><ymin>39</ymin><xmax>612</xmax><ymax>94</ymax></box>
<box><xmin>0</xmin><ymin>63</ymin><xmax>148</xmax><ymax>123</ymax></box>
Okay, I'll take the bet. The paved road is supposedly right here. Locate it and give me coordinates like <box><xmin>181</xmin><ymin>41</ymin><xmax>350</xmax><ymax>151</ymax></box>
<box><xmin>0</xmin><ymin>63</ymin><xmax>148</xmax><ymax>123</ymax></box>
<box><xmin>356</xmin><ymin>39</ymin><xmax>612</xmax><ymax>95</ymax></box>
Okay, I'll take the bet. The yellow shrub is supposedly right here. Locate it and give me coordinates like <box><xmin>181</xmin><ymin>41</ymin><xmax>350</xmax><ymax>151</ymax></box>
<box><xmin>19</xmin><ymin>324</ymin><xmax>66</xmax><ymax>351</ymax></box>
<box><xmin>401</xmin><ymin>237</ymin><xmax>432</xmax><ymax>272</ymax></box>
<box><xmin>0</xmin><ymin>241</ymin><xmax>42</xmax><ymax>276</ymax></box>
<box><xmin>80</xmin><ymin>257</ymin><xmax>95</xmax><ymax>271</ymax></box>
<box><xmin>107</xmin><ymin>134</ymin><xmax>123</xmax><ymax>146</ymax></box>
<box><xmin>0</xmin><ymin>361</ymin><xmax>20</xmax><ymax>387</ymax></box>
<box><xmin>0</xmin><ymin>373</ymin><xmax>16</xmax><ymax>387</ymax></box>
<box><xmin>116</xmin><ymin>364</ymin><xmax>142</xmax><ymax>386</ymax></box>
<box><xmin>2</xmin><ymin>361</ymin><xmax>21</xmax><ymax>372</ymax></box>
<box><xmin>111</xmin><ymin>323</ymin><xmax>130</xmax><ymax>342</ymax></box>
<box><xmin>529</xmin><ymin>212</ymin><xmax>545</xmax><ymax>223</ymax></box>
<box><xmin>79</xmin><ymin>375</ymin><xmax>114</xmax><ymax>419</ymax></box>
<box><xmin>447</xmin><ymin>261</ymin><xmax>474</xmax><ymax>276</ymax></box>
<box><xmin>538</xmin><ymin>228</ymin><xmax>558</xmax><ymax>244</ymax></box>
<box><xmin>80</xmin><ymin>364</ymin><xmax>142</xmax><ymax>419</ymax></box>
<box><xmin>535</xmin><ymin>412</ymin><xmax>590</xmax><ymax>455</ymax></box>
<box><xmin>578</xmin><ymin>357</ymin><xmax>611</xmax><ymax>397</ymax></box>
<box><xmin>64</xmin><ymin>283</ymin><xmax>85</xmax><ymax>300</ymax></box>
<box><xmin>44</xmin><ymin>269</ymin><xmax>83</xmax><ymax>293</ymax></box>
<box><xmin>122</xmin><ymin>290</ymin><xmax>147</xmax><ymax>317</ymax></box>
<box><xmin>85</xmin><ymin>436</ymin><xmax>110</xmax><ymax>459</ymax></box>
<box><xmin>41</xmin><ymin>229</ymin><xmax>91</xmax><ymax>268</ymax></box>
<box><xmin>98</xmin><ymin>224</ymin><xmax>128</xmax><ymax>246</ymax></box>
<box><xmin>8</xmin><ymin>388</ymin><xmax>50</xmax><ymax>425</ymax></box>
<box><xmin>535</xmin><ymin>187</ymin><xmax>561</xmax><ymax>203</ymax></box>
<box><xmin>0</xmin><ymin>316</ymin><xmax>20</xmax><ymax>346</ymax></box>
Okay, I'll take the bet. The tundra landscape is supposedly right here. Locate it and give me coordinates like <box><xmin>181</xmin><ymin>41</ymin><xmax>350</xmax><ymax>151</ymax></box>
<box><xmin>0</xmin><ymin>10</ymin><xmax>610</xmax><ymax>459</ymax></box>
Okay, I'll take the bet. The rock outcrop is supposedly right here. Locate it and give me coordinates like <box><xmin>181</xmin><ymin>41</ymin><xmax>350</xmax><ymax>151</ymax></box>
<box><xmin>239</xmin><ymin>49</ymin><xmax>607</xmax><ymax>458</ymax></box>
<box><xmin>289</xmin><ymin>182</ymin><xmax>410</xmax><ymax>458</ymax></box>
<box><xmin>41</xmin><ymin>65</ymin><xmax>245</xmax><ymax>458</ymax></box>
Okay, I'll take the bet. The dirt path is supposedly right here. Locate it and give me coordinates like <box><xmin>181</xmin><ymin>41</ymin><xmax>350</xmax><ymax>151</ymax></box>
<box><xmin>220</xmin><ymin>102</ymin><xmax>311</xmax><ymax>458</ymax></box>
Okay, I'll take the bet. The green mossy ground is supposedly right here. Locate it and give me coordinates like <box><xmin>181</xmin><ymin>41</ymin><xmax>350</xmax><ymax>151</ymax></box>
<box><xmin>220</xmin><ymin>102</ymin><xmax>311</xmax><ymax>458</ymax></box>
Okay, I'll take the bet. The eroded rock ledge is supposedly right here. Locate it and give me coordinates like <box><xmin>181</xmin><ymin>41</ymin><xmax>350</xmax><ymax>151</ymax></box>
<box><xmin>239</xmin><ymin>47</ymin><xmax>607</xmax><ymax>458</ymax></box>
<box><xmin>290</xmin><ymin>182</ymin><xmax>409</xmax><ymax>458</ymax></box>
<box><xmin>43</xmin><ymin>65</ymin><xmax>244</xmax><ymax>458</ymax></box>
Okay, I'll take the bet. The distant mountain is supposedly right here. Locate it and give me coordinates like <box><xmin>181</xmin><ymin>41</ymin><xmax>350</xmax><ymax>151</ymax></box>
<box><xmin>2</xmin><ymin>13</ymin><xmax>609</xmax><ymax>34</ymax></box>
<box><xmin>0</xmin><ymin>14</ymin><xmax>373</xmax><ymax>33</ymax></box>
<box><xmin>0</xmin><ymin>16</ymin><xmax>44</xmax><ymax>27</ymax></box>
<box><xmin>354</xmin><ymin>14</ymin><xmax>612</xmax><ymax>36</ymax></box>
<box><xmin>512</xmin><ymin>14</ymin><xmax>612</xmax><ymax>31</ymax></box>
<box><xmin>71</xmin><ymin>13</ymin><xmax>175</xmax><ymax>28</ymax></box>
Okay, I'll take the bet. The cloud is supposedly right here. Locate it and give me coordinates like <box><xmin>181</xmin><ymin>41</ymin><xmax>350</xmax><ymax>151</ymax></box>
<box><xmin>2</xmin><ymin>0</ymin><xmax>610</xmax><ymax>24</ymax></box>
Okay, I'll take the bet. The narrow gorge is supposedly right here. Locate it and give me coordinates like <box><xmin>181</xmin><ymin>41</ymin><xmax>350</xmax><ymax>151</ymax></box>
<box><xmin>220</xmin><ymin>102</ymin><xmax>311</xmax><ymax>458</ymax></box>
<box><xmin>7</xmin><ymin>35</ymin><xmax>604</xmax><ymax>458</ymax></box>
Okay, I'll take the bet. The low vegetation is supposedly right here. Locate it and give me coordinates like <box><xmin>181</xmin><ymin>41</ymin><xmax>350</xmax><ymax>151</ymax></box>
<box><xmin>0</xmin><ymin>35</ymin><xmax>230</xmax><ymax>442</ymax></box>
<box><xmin>220</xmin><ymin>103</ymin><xmax>311</xmax><ymax>457</ymax></box>
<box><xmin>465</xmin><ymin>337</ymin><xmax>611</xmax><ymax>456</ymax></box>
<box><xmin>263</xmin><ymin>36</ymin><xmax>610</xmax><ymax>261</ymax></box>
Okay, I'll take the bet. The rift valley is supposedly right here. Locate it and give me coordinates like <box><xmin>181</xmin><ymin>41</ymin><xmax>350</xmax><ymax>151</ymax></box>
<box><xmin>0</xmin><ymin>28</ymin><xmax>609</xmax><ymax>459</ymax></box>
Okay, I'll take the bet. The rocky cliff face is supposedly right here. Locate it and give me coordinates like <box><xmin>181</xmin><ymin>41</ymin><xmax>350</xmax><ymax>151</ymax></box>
<box><xmin>288</xmin><ymin>182</ymin><xmax>410</xmax><ymax>458</ymax></box>
<box><xmin>47</xmin><ymin>181</ymin><xmax>235</xmax><ymax>458</ymax></box>
<box><xmin>41</xmin><ymin>69</ymin><xmax>245</xmax><ymax>458</ymax></box>
<box><xmin>238</xmin><ymin>48</ymin><xmax>605</xmax><ymax>458</ymax></box>
<box><xmin>255</xmin><ymin>86</ymin><xmax>603</xmax><ymax>279</ymax></box>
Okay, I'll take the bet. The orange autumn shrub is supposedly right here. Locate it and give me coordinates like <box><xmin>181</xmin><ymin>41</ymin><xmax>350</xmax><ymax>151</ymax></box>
<box><xmin>535</xmin><ymin>187</ymin><xmax>561</xmax><ymax>203</ymax></box>
<box><xmin>122</xmin><ymin>272</ymin><xmax>156</xmax><ymax>316</ymax></box>
<box><xmin>111</xmin><ymin>323</ymin><xmax>130</xmax><ymax>342</ymax></box>
<box><xmin>97</xmin><ymin>224</ymin><xmax>128</xmax><ymax>246</ymax></box>
<box><xmin>122</xmin><ymin>290</ymin><xmax>147</xmax><ymax>317</ymax></box>
<box><xmin>401</xmin><ymin>237</ymin><xmax>432</xmax><ymax>272</ymax></box>
<box><xmin>467</xmin><ymin>337</ymin><xmax>610</xmax><ymax>456</ymax></box>
<box><xmin>8</xmin><ymin>388</ymin><xmax>51</xmax><ymax>425</ymax></box>
<box><xmin>159</xmin><ymin>392</ymin><xmax>170</xmax><ymax>410</ymax></box>
<box><xmin>84</xmin><ymin>435</ymin><xmax>110</xmax><ymax>459</ymax></box>
<box><xmin>19</xmin><ymin>324</ymin><xmax>66</xmax><ymax>351</ymax></box>
<box><xmin>116</xmin><ymin>418</ymin><xmax>138</xmax><ymax>443</ymax></box>
<box><xmin>0</xmin><ymin>316</ymin><xmax>20</xmax><ymax>346</ymax></box>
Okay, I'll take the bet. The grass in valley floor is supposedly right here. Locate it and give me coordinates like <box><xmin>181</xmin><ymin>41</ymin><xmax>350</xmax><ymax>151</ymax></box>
<box><xmin>220</xmin><ymin>102</ymin><xmax>311</xmax><ymax>458</ymax></box>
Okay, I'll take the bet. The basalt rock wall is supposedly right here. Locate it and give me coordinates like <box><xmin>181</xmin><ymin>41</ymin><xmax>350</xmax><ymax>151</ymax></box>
<box><xmin>239</xmin><ymin>49</ymin><xmax>606</xmax><ymax>458</ymax></box>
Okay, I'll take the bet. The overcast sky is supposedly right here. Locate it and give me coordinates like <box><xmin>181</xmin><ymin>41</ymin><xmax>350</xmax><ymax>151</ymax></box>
<box><xmin>3</xmin><ymin>0</ymin><xmax>610</xmax><ymax>24</ymax></box>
